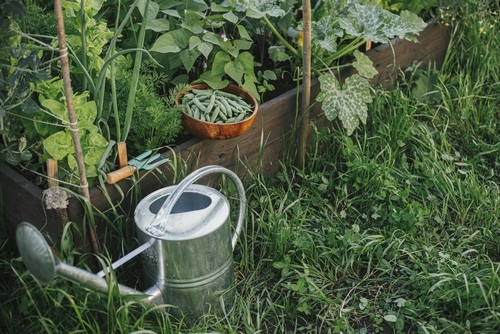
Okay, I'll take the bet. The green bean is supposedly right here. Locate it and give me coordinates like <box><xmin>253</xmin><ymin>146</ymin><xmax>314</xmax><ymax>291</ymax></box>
<box><xmin>185</xmin><ymin>103</ymin><xmax>193</xmax><ymax>117</ymax></box>
<box><xmin>210</xmin><ymin>106</ymin><xmax>220</xmax><ymax>123</ymax></box>
<box><xmin>192</xmin><ymin>97</ymin><xmax>206</xmax><ymax>111</ymax></box>
<box><xmin>235</xmin><ymin>113</ymin><xmax>245</xmax><ymax>122</ymax></box>
<box><xmin>216</xmin><ymin>96</ymin><xmax>232</xmax><ymax>118</ymax></box>
<box><xmin>205</xmin><ymin>94</ymin><xmax>216</xmax><ymax>115</ymax></box>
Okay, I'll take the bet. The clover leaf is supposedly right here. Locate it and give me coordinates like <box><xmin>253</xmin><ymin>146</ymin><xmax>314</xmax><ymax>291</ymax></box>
<box><xmin>316</xmin><ymin>73</ymin><xmax>372</xmax><ymax>136</ymax></box>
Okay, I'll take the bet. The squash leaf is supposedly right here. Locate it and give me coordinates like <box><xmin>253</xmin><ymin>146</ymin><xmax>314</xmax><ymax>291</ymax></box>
<box><xmin>352</xmin><ymin>50</ymin><xmax>378</xmax><ymax>79</ymax></box>
<box><xmin>340</xmin><ymin>4</ymin><xmax>426</xmax><ymax>43</ymax></box>
<box><xmin>316</xmin><ymin>73</ymin><xmax>372</xmax><ymax>136</ymax></box>
<box><xmin>227</xmin><ymin>0</ymin><xmax>285</xmax><ymax>18</ymax></box>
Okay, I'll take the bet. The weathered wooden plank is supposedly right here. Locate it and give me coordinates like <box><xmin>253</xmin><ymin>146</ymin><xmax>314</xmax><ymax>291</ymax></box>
<box><xmin>0</xmin><ymin>161</ymin><xmax>63</xmax><ymax>243</ymax></box>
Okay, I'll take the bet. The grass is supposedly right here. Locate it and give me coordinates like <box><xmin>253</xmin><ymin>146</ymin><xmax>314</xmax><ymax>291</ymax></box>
<box><xmin>1</xmin><ymin>2</ymin><xmax>500</xmax><ymax>333</ymax></box>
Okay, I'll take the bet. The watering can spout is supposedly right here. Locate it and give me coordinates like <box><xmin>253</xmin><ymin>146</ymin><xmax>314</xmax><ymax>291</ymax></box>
<box><xmin>15</xmin><ymin>222</ymin><xmax>163</xmax><ymax>306</ymax></box>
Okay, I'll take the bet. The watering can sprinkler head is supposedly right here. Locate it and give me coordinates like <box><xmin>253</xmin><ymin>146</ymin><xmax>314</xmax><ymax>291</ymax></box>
<box><xmin>15</xmin><ymin>222</ymin><xmax>164</xmax><ymax>305</ymax></box>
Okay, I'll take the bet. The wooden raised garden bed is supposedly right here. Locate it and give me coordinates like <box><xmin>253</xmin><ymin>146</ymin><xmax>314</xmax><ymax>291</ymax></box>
<box><xmin>0</xmin><ymin>23</ymin><xmax>451</xmax><ymax>246</ymax></box>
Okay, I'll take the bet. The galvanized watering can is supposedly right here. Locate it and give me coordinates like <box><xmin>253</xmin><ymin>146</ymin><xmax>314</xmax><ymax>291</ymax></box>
<box><xmin>16</xmin><ymin>165</ymin><xmax>246</xmax><ymax>320</ymax></box>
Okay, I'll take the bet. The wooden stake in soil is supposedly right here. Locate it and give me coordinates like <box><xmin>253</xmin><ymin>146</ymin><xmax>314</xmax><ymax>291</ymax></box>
<box><xmin>366</xmin><ymin>40</ymin><xmax>372</xmax><ymax>51</ymax></box>
<box><xmin>117</xmin><ymin>142</ymin><xmax>128</xmax><ymax>168</ymax></box>
<box><xmin>296</xmin><ymin>0</ymin><xmax>312</xmax><ymax>168</ymax></box>
<box><xmin>45</xmin><ymin>158</ymin><xmax>70</xmax><ymax>226</ymax></box>
<box><xmin>47</xmin><ymin>158</ymin><xmax>58</xmax><ymax>188</ymax></box>
<box><xmin>54</xmin><ymin>0</ymin><xmax>99</xmax><ymax>254</ymax></box>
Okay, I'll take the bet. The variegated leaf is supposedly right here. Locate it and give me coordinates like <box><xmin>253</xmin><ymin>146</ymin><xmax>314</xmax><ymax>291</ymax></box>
<box><xmin>352</xmin><ymin>50</ymin><xmax>378</xmax><ymax>79</ymax></box>
<box><xmin>340</xmin><ymin>4</ymin><xmax>427</xmax><ymax>43</ymax></box>
<box><xmin>227</xmin><ymin>0</ymin><xmax>285</xmax><ymax>18</ymax></box>
<box><xmin>316</xmin><ymin>73</ymin><xmax>372</xmax><ymax>136</ymax></box>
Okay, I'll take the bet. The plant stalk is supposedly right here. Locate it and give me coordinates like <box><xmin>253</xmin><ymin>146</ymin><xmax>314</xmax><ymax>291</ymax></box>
<box><xmin>121</xmin><ymin>0</ymin><xmax>150</xmax><ymax>142</ymax></box>
<box><xmin>54</xmin><ymin>0</ymin><xmax>100</xmax><ymax>255</ymax></box>
<box><xmin>262</xmin><ymin>15</ymin><xmax>300</xmax><ymax>58</ymax></box>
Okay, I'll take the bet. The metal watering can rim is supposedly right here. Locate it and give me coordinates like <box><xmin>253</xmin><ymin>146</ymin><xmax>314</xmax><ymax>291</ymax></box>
<box><xmin>145</xmin><ymin>165</ymin><xmax>246</xmax><ymax>250</ymax></box>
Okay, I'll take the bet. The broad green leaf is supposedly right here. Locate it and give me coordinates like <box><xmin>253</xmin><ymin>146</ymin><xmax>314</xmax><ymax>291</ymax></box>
<box><xmin>67</xmin><ymin>154</ymin><xmax>78</xmax><ymax>176</ymax></box>
<box><xmin>84</xmin><ymin>132</ymin><xmax>108</xmax><ymax>148</ymax></box>
<box><xmin>150</xmin><ymin>34</ymin><xmax>181</xmax><ymax>53</ymax></box>
<box><xmin>237</xmin><ymin>51</ymin><xmax>256</xmax><ymax>76</ymax></box>
<box><xmin>262</xmin><ymin>70</ymin><xmax>277</xmax><ymax>81</ymax></box>
<box><xmin>198</xmin><ymin>42</ymin><xmax>213</xmax><ymax>59</ymax></box>
<box><xmin>384</xmin><ymin>314</ymin><xmax>398</xmax><ymax>322</ymax></box>
<box><xmin>41</xmin><ymin>99</ymin><xmax>67</xmax><ymax>120</ymax></box>
<box><xmin>242</xmin><ymin>79</ymin><xmax>259</xmax><ymax>103</ymax></box>
<box><xmin>20</xmin><ymin>150</ymin><xmax>33</xmax><ymax>161</ymax></box>
<box><xmin>352</xmin><ymin>50</ymin><xmax>378</xmax><ymax>79</ymax></box>
<box><xmin>138</xmin><ymin>0</ymin><xmax>159</xmax><ymax>20</ymax></box>
<box><xmin>268</xmin><ymin>45</ymin><xmax>290</xmax><ymax>62</ymax></box>
<box><xmin>211</xmin><ymin>3</ymin><xmax>229</xmax><ymax>12</ymax></box>
<box><xmin>202</xmin><ymin>32</ymin><xmax>220</xmax><ymax>45</ymax></box>
<box><xmin>179</xmin><ymin>48</ymin><xmax>201</xmax><ymax>72</ymax></box>
<box><xmin>83</xmin><ymin>135</ymin><xmax>108</xmax><ymax>168</ymax></box>
<box><xmin>43</xmin><ymin>131</ymin><xmax>74</xmax><ymax>160</ymax></box>
<box><xmin>412</xmin><ymin>72</ymin><xmax>441</xmax><ymax>103</ymax></box>
<box><xmin>34</xmin><ymin>112</ymin><xmax>59</xmax><ymax>137</ymax></box>
<box><xmin>146</xmin><ymin>18</ymin><xmax>170</xmax><ymax>32</ymax></box>
<box><xmin>316</xmin><ymin>73</ymin><xmax>372</xmax><ymax>136</ymax></box>
<box><xmin>237</xmin><ymin>25</ymin><xmax>253</xmax><ymax>41</ymax></box>
<box><xmin>233</xmin><ymin>39</ymin><xmax>253</xmax><ymax>51</ymax></box>
<box><xmin>78</xmin><ymin>120</ymin><xmax>99</xmax><ymax>134</ymax></box>
<box><xmin>75</xmin><ymin>100</ymin><xmax>97</xmax><ymax>123</ymax></box>
<box><xmin>85</xmin><ymin>164</ymin><xmax>99</xmax><ymax>178</ymax></box>
<box><xmin>186</xmin><ymin>0</ymin><xmax>209</xmax><ymax>12</ymax></box>
<box><xmin>211</xmin><ymin>51</ymin><xmax>232</xmax><ymax>77</ymax></box>
<box><xmin>21</xmin><ymin>98</ymin><xmax>40</xmax><ymax>114</ymax></box>
<box><xmin>339</xmin><ymin>4</ymin><xmax>427</xmax><ymax>44</ymax></box>
<box><xmin>161</xmin><ymin>9</ymin><xmax>180</xmax><ymax>18</ymax></box>
<box><xmin>198</xmin><ymin>71</ymin><xmax>230</xmax><ymax>89</ymax></box>
<box><xmin>151</xmin><ymin>29</ymin><xmax>190</xmax><ymax>53</ymax></box>
<box><xmin>225</xmin><ymin>61</ymin><xmax>245</xmax><ymax>86</ymax></box>
<box><xmin>222</xmin><ymin>10</ymin><xmax>239</xmax><ymax>24</ymax></box>
<box><xmin>181</xmin><ymin>20</ymin><xmax>204</xmax><ymax>34</ymax></box>
<box><xmin>189</xmin><ymin>36</ymin><xmax>201</xmax><ymax>50</ymax></box>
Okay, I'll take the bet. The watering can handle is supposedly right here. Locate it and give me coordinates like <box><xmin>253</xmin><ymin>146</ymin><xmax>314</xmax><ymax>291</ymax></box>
<box><xmin>150</xmin><ymin>165</ymin><xmax>246</xmax><ymax>250</ymax></box>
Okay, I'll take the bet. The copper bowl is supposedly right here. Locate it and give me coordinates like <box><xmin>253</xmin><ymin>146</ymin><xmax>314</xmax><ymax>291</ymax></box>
<box><xmin>176</xmin><ymin>83</ymin><xmax>258</xmax><ymax>140</ymax></box>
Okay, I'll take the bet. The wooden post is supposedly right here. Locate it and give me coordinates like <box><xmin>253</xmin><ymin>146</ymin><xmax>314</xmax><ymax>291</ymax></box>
<box><xmin>117</xmin><ymin>142</ymin><xmax>128</xmax><ymax>168</ymax></box>
<box><xmin>296</xmin><ymin>0</ymin><xmax>312</xmax><ymax>168</ymax></box>
<box><xmin>47</xmin><ymin>158</ymin><xmax>58</xmax><ymax>188</ymax></box>
<box><xmin>54</xmin><ymin>0</ymin><xmax>100</xmax><ymax>255</ymax></box>
<box><xmin>366</xmin><ymin>40</ymin><xmax>372</xmax><ymax>51</ymax></box>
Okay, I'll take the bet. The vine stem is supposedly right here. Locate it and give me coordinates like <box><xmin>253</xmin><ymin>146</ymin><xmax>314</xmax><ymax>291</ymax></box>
<box><xmin>262</xmin><ymin>15</ymin><xmax>300</xmax><ymax>57</ymax></box>
<box><xmin>54</xmin><ymin>0</ymin><xmax>100</xmax><ymax>255</ymax></box>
